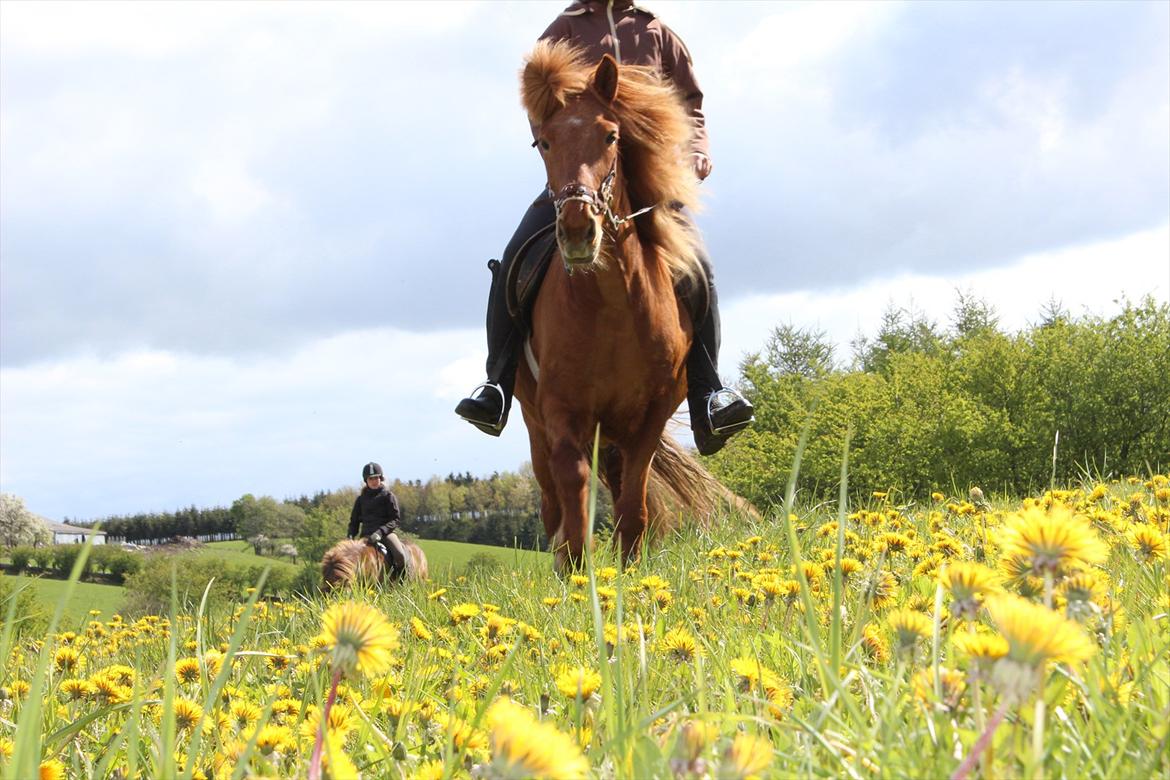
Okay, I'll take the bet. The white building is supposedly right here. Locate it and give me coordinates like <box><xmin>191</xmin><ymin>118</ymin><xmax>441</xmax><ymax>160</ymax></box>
<box><xmin>45</xmin><ymin>520</ymin><xmax>106</xmax><ymax>546</ymax></box>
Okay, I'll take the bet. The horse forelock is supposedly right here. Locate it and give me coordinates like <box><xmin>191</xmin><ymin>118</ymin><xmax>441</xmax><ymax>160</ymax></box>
<box><xmin>522</xmin><ymin>41</ymin><xmax>591</xmax><ymax>124</ymax></box>
<box><xmin>522</xmin><ymin>40</ymin><xmax>703</xmax><ymax>285</ymax></box>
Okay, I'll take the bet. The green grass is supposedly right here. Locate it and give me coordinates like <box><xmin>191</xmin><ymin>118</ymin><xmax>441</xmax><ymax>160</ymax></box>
<box><xmin>194</xmin><ymin>540</ymin><xmax>299</xmax><ymax>574</ymax></box>
<box><xmin>413</xmin><ymin>538</ymin><xmax>547</xmax><ymax>579</ymax></box>
<box><xmin>204</xmin><ymin>536</ymin><xmax>547</xmax><ymax>581</ymax></box>
<box><xmin>4</xmin><ymin>573</ymin><xmax>125</xmax><ymax>626</ymax></box>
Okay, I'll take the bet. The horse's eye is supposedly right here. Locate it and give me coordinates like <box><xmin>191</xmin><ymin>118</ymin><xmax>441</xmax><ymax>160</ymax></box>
<box><xmin>539</xmin><ymin>139</ymin><xmax>550</xmax><ymax>152</ymax></box>
<box><xmin>606</xmin><ymin>131</ymin><xmax>618</xmax><ymax>146</ymax></box>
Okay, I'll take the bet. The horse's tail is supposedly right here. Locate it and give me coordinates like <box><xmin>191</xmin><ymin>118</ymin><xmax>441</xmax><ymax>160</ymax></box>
<box><xmin>405</xmin><ymin>539</ymin><xmax>430</xmax><ymax>581</ymax></box>
<box><xmin>646</xmin><ymin>429</ymin><xmax>760</xmax><ymax>536</ymax></box>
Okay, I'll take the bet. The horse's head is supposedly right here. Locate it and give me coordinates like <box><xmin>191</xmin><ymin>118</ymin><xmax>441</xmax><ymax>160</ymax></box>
<box><xmin>529</xmin><ymin>53</ymin><xmax>623</xmax><ymax>268</ymax></box>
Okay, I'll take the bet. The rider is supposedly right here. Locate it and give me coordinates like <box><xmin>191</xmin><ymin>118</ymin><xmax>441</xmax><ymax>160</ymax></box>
<box><xmin>347</xmin><ymin>462</ymin><xmax>409</xmax><ymax>580</ymax></box>
<box><xmin>454</xmin><ymin>0</ymin><xmax>753</xmax><ymax>456</ymax></box>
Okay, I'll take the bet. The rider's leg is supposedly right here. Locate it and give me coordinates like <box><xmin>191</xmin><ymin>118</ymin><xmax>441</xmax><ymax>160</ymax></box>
<box><xmin>382</xmin><ymin>532</ymin><xmax>409</xmax><ymax>582</ymax></box>
<box><xmin>685</xmin><ymin>249</ymin><xmax>754</xmax><ymax>456</ymax></box>
<box><xmin>455</xmin><ymin>191</ymin><xmax>556</xmax><ymax>435</ymax></box>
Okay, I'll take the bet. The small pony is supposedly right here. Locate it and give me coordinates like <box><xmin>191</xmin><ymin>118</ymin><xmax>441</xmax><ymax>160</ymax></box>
<box><xmin>320</xmin><ymin>538</ymin><xmax>429</xmax><ymax>589</ymax></box>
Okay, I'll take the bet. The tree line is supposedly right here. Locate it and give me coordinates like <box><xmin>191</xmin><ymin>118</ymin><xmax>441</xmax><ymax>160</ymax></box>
<box><xmin>65</xmin><ymin>470</ymin><xmax>557</xmax><ymax>552</ymax></box>
<box><xmin>708</xmin><ymin>294</ymin><xmax>1169</xmax><ymax>507</ymax></box>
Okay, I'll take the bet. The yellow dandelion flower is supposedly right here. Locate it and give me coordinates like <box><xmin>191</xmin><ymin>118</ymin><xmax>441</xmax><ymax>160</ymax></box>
<box><xmin>59</xmin><ymin>678</ymin><xmax>95</xmax><ymax>702</ymax></box>
<box><xmin>175</xmin><ymin>657</ymin><xmax>202</xmax><ymax>685</ymax></box>
<box><xmin>428</xmin><ymin>588</ymin><xmax>448</xmax><ymax>600</ymax></box>
<box><xmin>1127</xmin><ymin>525</ymin><xmax>1167</xmax><ymax>563</ymax></box>
<box><xmin>486</xmin><ymin>697</ymin><xmax>589</xmax><ymax>780</ymax></box>
<box><xmin>320</xmin><ymin>731</ymin><xmax>359</xmax><ymax>779</ymax></box>
<box><xmin>911</xmin><ymin>666</ymin><xmax>966</xmax><ymax>712</ymax></box>
<box><xmin>414</xmin><ymin>759</ymin><xmax>445</xmax><ymax>780</ymax></box>
<box><xmin>0</xmin><ymin>737</ymin><xmax>13</xmax><ymax>758</ymax></box>
<box><xmin>556</xmin><ymin>666</ymin><xmax>602</xmax><ymax>700</ymax></box>
<box><xmin>939</xmin><ymin>562</ymin><xmax>999</xmax><ymax>619</ymax></box>
<box><xmin>953</xmin><ymin>630</ymin><xmax>1008</xmax><ymax>675</ymax></box>
<box><xmin>861</xmin><ymin>624</ymin><xmax>891</xmax><ymax>665</ymax></box>
<box><xmin>39</xmin><ymin>759</ymin><xmax>66</xmax><ymax>780</ymax></box>
<box><xmin>660</xmin><ymin>627</ymin><xmax>700</xmax><ymax>662</ymax></box>
<box><xmin>231</xmin><ymin>699</ymin><xmax>262</xmax><ymax>730</ymax></box>
<box><xmin>53</xmin><ymin>647</ymin><xmax>80</xmax><ymax>674</ymax></box>
<box><xmin>986</xmin><ymin>593</ymin><xmax>1096</xmax><ymax>702</ymax></box>
<box><xmin>886</xmin><ymin>609</ymin><xmax>931</xmax><ymax>656</ymax></box>
<box><xmin>321</xmin><ymin>601</ymin><xmax>399</xmax><ymax>677</ymax></box>
<box><xmin>410</xmin><ymin>616</ymin><xmax>433</xmax><ymax>642</ymax></box>
<box><xmin>543</xmin><ymin>597</ymin><xmax>563</xmax><ymax>607</ymax></box>
<box><xmin>301</xmin><ymin>702</ymin><xmax>355</xmax><ymax>742</ymax></box>
<box><xmin>721</xmin><ymin>732</ymin><xmax>773</xmax><ymax>778</ymax></box>
<box><xmin>729</xmin><ymin>656</ymin><xmax>775</xmax><ymax>695</ymax></box>
<box><xmin>450</xmin><ymin>603</ymin><xmax>482</xmax><ymax>624</ymax></box>
<box><xmin>569</xmin><ymin>574</ymin><xmax>589</xmax><ymax>589</ymax></box>
<box><xmin>255</xmin><ymin>723</ymin><xmax>295</xmax><ymax>755</ymax></box>
<box><xmin>865</xmin><ymin>570</ymin><xmax>899</xmax><ymax>611</ymax></box>
<box><xmin>91</xmin><ymin>675</ymin><xmax>131</xmax><ymax>705</ymax></box>
<box><xmin>173</xmin><ymin>697</ymin><xmax>204</xmax><ymax>732</ymax></box>
<box><xmin>438</xmin><ymin>712</ymin><xmax>489</xmax><ymax>754</ymax></box>
<box><xmin>999</xmin><ymin>504</ymin><xmax>1107</xmax><ymax>576</ymax></box>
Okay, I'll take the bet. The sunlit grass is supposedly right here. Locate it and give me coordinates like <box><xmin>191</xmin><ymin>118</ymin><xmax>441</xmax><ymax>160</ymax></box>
<box><xmin>2</xmin><ymin>469</ymin><xmax>1168</xmax><ymax>778</ymax></box>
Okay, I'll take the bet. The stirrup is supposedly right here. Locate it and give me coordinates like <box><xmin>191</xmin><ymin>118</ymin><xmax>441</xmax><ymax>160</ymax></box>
<box><xmin>707</xmin><ymin>389</ymin><xmax>754</xmax><ymax>436</ymax></box>
<box><xmin>457</xmin><ymin>382</ymin><xmax>508</xmax><ymax>435</ymax></box>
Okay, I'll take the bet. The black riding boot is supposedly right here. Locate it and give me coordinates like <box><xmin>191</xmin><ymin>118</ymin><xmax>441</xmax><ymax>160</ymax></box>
<box><xmin>455</xmin><ymin>192</ymin><xmax>556</xmax><ymax>435</ymax></box>
<box><xmin>686</xmin><ymin>253</ymin><xmax>754</xmax><ymax>456</ymax></box>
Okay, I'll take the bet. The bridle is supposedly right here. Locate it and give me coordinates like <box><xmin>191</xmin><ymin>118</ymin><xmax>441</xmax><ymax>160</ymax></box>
<box><xmin>551</xmin><ymin>158</ymin><xmax>657</xmax><ymax>234</ymax></box>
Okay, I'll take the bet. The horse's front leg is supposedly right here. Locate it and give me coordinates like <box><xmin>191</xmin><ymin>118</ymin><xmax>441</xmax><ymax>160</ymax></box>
<box><xmin>548</xmin><ymin>433</ymin><xmax>591</xmax><ymax>571</ymax></box>
<box><xmin>611</xmin><ymin>434</ymin><xmax>659</xmax><ymax>565</ymax></box>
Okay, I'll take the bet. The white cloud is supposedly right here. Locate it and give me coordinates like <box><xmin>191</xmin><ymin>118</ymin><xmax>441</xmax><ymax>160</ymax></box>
<box><xmin>719</xmin><ymin>223</ymin><xmax>1170</xmax><ymax>374</ymax></box>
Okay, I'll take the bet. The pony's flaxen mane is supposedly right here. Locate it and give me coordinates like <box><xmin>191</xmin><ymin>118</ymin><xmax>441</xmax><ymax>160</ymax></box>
<box><xmin>522</xmin><ymin>40</ymin><xmax>703</xmax><ymax>285</ymax></box>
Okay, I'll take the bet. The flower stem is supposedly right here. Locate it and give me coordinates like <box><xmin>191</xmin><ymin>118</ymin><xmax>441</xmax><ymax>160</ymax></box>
<box><xmin>309</xmin><ymin>667</ymin><xmax>343</xmax><ymax>780</ymax></box>
<box><xmin>1032</xmin><ymin>570</ymin><xmax>1055</xmax><ymax>780</ymax></box>
<box><xmin>951</xmin><ymin>700</ymin><xmax>1011</xmax><ymax>780</ymax></box>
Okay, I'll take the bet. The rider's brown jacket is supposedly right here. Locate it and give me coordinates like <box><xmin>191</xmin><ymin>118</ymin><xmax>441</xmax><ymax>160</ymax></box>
<box><xmin>540</xmin><ymin>0</ymin><xmax>710</xmax><ymax>161</ymax></box>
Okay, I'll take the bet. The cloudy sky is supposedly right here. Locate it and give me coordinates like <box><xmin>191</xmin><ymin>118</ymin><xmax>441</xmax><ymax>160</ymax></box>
<box><xmin>2</xmin><ymin>0</ymin><xmax>1167</xmax><ymax>521</ymax></box>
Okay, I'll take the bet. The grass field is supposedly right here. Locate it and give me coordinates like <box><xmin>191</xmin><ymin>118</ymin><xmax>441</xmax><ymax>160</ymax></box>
<box><xmin>202</xmin><ymin>536</ymin><xmax>546</xmax><ymax>580</ymax></box>
<box><xmin>6</xmin><ymin>480</ymin><xmax>1163</xmax><ymax>779</ymax></box>
<box><xmin>3</xmin><ymin>574</ymin><xmax>125</xmax><ymax>625</ymax></box>
<box><xmin>5</xmin><ymin>539</ymin><xmax>545</xmax><ymax>632</ymax></box>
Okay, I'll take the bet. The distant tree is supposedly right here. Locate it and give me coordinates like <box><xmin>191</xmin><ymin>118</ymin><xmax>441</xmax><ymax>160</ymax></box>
<box><xmin>0</xmin><ymin>494</ymin><xmax>51</xmax><ymax>548</ymax></box>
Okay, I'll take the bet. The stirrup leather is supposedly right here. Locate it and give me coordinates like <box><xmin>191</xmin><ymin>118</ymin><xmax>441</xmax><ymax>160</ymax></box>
<box><xmin>707</xmin><ymin>389</ymin><xmax>754</xmax><ymax>436</ymax></box>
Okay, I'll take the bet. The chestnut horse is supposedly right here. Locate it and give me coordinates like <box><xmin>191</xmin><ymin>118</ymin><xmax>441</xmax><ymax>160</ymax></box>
<box><xmin>321</xmin><ymin>538</ymin><xmax>429</xmax><ymax>589</ymax></box>
<box><xmin>515</xmin><ymin>41</ymin><xmax>737</xmax><ymax>569</ymax></box>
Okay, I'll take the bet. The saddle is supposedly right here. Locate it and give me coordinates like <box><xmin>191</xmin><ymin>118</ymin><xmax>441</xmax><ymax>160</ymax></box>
<box><xmin>501</xmin><ymin>223</ymin><xmax>710</xmax><ymax>332</ymax></box>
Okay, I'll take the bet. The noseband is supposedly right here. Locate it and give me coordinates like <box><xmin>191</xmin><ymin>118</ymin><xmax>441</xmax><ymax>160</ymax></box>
<box><xmin>551</xmin><ymin>160</ymin><xmax>656</xmax><ymax>234</ymax></box>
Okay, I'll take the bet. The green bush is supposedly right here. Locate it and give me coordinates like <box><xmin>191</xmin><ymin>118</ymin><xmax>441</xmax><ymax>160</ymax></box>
<box><xmin>106</xmin><ymin>550</ymin><xmax>142</xmax><ymax>583</ymax></box>
<box><xmin>0</xmin><ymin>574</ymin><xmax>48</xmax><ymax>639</ymax></box>
<box><xmin>122</xmin><ymin>552</ymin><xmax>296</xmax><ymax>616</ymax></box>
<box><xmin>7</xmin><ymin>546</ymin><xmax>35</xmax><ymax>574</ymax></box>
<box><xmin>48</xmin><ymin>544</ymin><xmax>92</xmax><ymax>578</ymax></box>
<box><xmin>88</xmin><ymin>546</ymin><xmax>143</xmax><ymax>583</ymax></box>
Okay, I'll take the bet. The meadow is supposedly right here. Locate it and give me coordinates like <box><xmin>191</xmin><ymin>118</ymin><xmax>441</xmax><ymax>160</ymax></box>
<box><xmin>2</xmin><ymin>539</ymin><xmax>544</xmax><ymax>629</ymax></box>
<box><xmin>1</xmin><ymin>472</ymin><xmax>1167</xmax><ymax>780</ymax></box>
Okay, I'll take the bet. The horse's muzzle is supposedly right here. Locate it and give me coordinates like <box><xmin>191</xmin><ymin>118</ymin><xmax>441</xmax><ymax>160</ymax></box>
<box><xmin>556</xmin><ymin>209</ymin><xmax>601</xmax><ymax>265</ymax></box>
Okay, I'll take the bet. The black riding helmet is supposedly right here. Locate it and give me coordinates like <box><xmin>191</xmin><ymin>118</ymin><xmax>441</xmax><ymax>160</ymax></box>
<box><xmin>362</xmin><ymin>462</ymin><xmax>384</xmax><ymax>481</ymax></box>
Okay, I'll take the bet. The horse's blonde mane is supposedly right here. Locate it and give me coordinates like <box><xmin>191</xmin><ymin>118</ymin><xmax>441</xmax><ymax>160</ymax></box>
<box><xmin>522</xmin><ymin>40</ymin><xmax>703</xmax><ymax>286</ymax></box>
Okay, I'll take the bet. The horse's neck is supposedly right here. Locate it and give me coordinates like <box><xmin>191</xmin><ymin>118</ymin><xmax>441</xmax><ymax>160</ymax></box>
<box><xmin>592</xmin><ymin>187</ymin><xmax>665</xmax><ymax>306</ymax></box>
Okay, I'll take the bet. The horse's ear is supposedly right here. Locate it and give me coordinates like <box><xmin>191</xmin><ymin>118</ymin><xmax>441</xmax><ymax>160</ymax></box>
<box><xmin>592</xmin><ymin>54</ymin><xmax>619</xmax><ymax>104</ymax></box>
